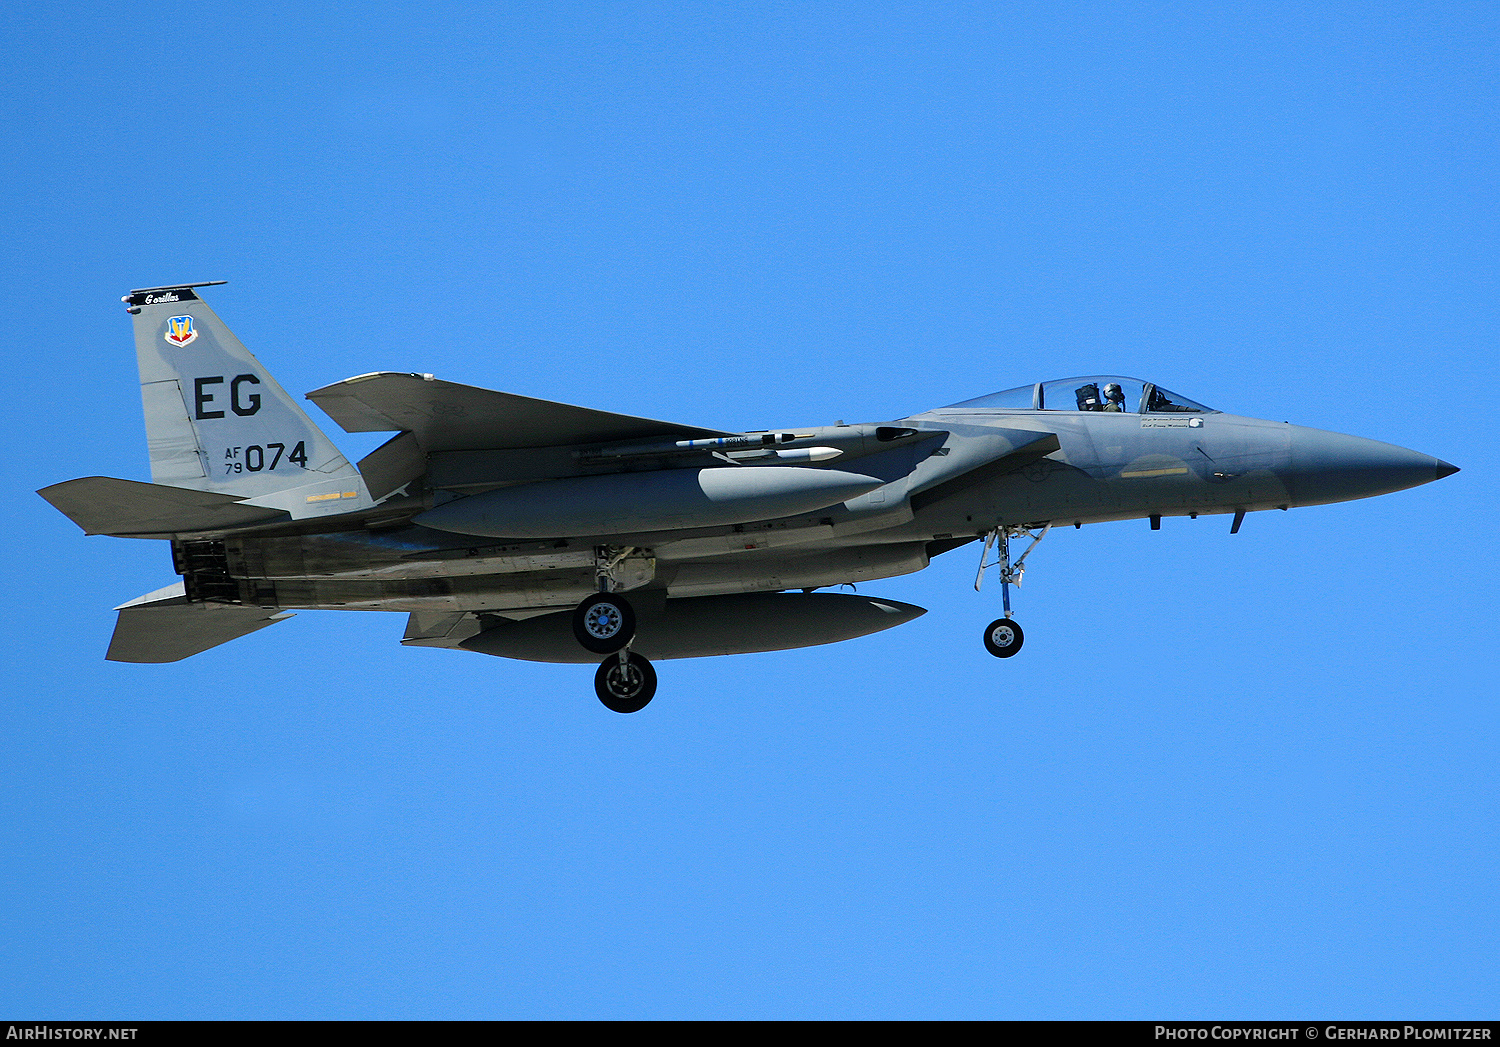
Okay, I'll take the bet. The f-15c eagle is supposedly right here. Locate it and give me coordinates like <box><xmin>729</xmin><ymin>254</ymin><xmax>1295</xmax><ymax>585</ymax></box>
<box><xmin>39</xmin><ymin>282</ymin><xmax>1458</xmax><ymax>712</ymax></box>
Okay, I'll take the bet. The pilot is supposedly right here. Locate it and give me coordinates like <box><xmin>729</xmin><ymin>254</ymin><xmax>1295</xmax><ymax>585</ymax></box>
<box><xmin>1102</xmin><ymin>383</ymin><xmax>1127</xmax><ymax>412</ymax></box>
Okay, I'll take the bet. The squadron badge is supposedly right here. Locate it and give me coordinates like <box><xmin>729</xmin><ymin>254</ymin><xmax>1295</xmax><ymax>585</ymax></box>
<box><xmin>165</xmin><ymin>315</ymin><xmax>198</xmax><ymax>347</ymax></box>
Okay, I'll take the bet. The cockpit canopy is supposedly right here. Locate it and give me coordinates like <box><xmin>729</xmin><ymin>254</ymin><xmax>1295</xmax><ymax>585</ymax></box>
<box><xmin>946</xmin><ymin>376</ymin><xmax>1214</xmax><ymax>414</ymax></box>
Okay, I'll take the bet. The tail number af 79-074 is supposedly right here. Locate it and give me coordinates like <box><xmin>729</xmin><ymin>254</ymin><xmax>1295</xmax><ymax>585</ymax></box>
<box><xmin>223</xmin><ymin>442</ymin><xmax>308</xmax><ymax>474</ymax></box>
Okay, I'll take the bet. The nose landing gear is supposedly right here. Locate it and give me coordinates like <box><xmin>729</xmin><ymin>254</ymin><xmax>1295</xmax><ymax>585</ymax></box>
<box><xmin>974</xmin><ymin>523</ymin><xmax>1050</xmax><ymax>659</ymax></box>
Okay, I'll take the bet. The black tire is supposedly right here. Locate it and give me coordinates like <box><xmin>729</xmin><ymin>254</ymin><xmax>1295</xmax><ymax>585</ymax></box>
<box><xmin>982</xmin><ymin>617</ymin><xmax>1024</xmax><ymax>658</ymax></box>
<box><xmin>594</xmin><ymin>653</ymin><xmax>657</xmax><ymax>713</ymax></box>
<box><xmin>572</xmin><ymin>592</ymin><xmax>636</xmax><ymax>654</ymax></box>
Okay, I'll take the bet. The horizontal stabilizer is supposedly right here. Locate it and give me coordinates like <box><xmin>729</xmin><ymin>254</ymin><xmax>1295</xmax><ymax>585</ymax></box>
<box><xmin>38</xmin><ymin>476</ymin><xmax>290</xmax><ymax>537</ymax></box>
<box><xmin>306</xmin><ymin>372</ymin><xmax>731</xmax><ymax>452</ymax></box>
<box><xmin>107</xmin><ymin>582</ymin><xmax>293</xmax><ymax>662</ymax></box>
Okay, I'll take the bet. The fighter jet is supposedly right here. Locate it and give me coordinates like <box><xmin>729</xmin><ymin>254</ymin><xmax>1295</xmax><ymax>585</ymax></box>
<box><xmin>39</xmin><ymin>283</ymin><xmax>1458</xmax><ymax>712</ymax></box>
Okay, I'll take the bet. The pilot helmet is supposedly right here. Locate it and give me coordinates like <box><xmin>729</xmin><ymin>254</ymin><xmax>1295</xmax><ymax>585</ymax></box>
<box><xmin>1102</xmin><ymin>382</ymin><xmax>1124</xmax><ymax>401</ymax></box>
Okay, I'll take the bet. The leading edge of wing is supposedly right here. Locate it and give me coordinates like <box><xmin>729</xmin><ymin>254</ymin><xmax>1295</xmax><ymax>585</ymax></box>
<box><xmin>305</xmin><ymin>372</ymin><xmax>733</xmax><ymax>452</ymax></box>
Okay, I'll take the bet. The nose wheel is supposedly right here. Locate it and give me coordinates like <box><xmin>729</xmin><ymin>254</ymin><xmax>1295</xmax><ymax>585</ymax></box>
<box><xmin>975</xmin><ymin>523</ymin><xmax>1049</xmax><ymax>659</ymax></box>
<box><xmin>983</xmin><ymin>617</ymin><xmax>1024</xmax><ymax>658</ymax></box>
<box><xmin>595</xmin><ymin>651</ymin><xmax>657</xmax><ymax>713</ymax></box>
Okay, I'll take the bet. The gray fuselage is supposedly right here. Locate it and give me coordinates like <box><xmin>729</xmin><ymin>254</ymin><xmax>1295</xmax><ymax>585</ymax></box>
<box><xmin>204</xmin><ymin>394</ymin><xmax>1450</xmax><ymax>620</ymax></box>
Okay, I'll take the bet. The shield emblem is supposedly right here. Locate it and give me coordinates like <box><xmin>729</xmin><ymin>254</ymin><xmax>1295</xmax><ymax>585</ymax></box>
<box><xmin>165</xmin><ymin>315</ymin><xmax>198</xmax><ymax>347</ymax></box>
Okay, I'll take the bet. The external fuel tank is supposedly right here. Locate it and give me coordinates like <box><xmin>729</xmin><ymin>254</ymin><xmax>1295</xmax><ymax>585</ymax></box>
<box><xmin>461</xmin><ymin>591</ymin><xmax>927</xmax><ymax>662</ymax></box>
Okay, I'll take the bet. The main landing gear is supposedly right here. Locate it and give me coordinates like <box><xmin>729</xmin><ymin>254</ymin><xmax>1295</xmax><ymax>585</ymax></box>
<box><xmin>575</xmin><ymin>546</ymin><xmax>657</xmax><ymax>712</ymax></box>
<box><xmin>975</xmin><ymin>523</ymin><xmax>1050</xmax><ymax>659</ymax></box>
<box><xmin>572</xmin><ymin>592</ymin><xmax>636</xmax><ymax>653</ymax></box>
<box><xmin>594</xmin><ymin>651</ymin><xmax>657</xmax><ymax>714</ymax></box>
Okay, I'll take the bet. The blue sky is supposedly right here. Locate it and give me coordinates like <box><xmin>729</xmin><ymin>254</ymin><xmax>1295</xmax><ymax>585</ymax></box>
<box><xmin>1</xmin><ymin>1</ymin><xmax>1495</xmax><ymax>1018</ymax></box>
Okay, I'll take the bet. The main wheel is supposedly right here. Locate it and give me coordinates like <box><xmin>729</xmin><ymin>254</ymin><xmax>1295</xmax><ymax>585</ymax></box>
<box><xmin>983</xmin><ymin>617</ymin><xmax>1025</xmax><ymax>658</ymax></box>
<box><xmin>594</xmin><ymin>653</ymin><xmax>657</xmax><ymax>713</ymax></box>
<box><xmin>573</xmin><ymin>592</ymin><xmax>636</xmax><ymax>654</ymax></box>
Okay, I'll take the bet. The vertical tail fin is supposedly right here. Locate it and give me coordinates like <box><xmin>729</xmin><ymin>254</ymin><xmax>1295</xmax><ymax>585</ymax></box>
<box><xmin>125</xmin><ymin>283</ymin><xmax>373</xmax><ymax>519</ymax></box>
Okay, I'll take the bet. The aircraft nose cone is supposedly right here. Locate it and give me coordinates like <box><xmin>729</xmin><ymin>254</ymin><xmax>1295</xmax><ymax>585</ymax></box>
<box><xmin>1285</xmin><ymin>427</ymin><xmax>1456</xmax><ymax>507</ymax></box>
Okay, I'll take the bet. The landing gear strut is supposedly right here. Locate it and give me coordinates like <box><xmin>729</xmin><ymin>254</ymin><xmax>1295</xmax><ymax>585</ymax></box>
<box><xmin>577</xmin><ymin>546</ymin><xmax>657</xmax><ymax>710</ymax></box>
<box><xmin>572</xmin><ymin>546</ymin><xmax>647</xmax><ymax>654</ymax></box>
<box><xmin>975</xmin><ymin>523</ymin><xmax>1050</xmax><ymax>659</ymax></box>
<box><xmin>594</xmin><ymin>650</ymin><xmax>657</xmax><ymax>713</ymax></box>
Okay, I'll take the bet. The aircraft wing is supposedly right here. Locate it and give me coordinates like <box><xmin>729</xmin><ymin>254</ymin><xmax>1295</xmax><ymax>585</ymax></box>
<box><xmin>38</xmin><ymin>476</ymin><xmax>290</xmax><ymax>537</ymax></box>
<box><xmin>106</xmin><ymin>582</ymin><xmax>293</xmax><ymax>662</ymax></box>
<box><xmin>306</xmin><ymin>372</ymin><xmax>733</xmax><ymax>452</ymax></box>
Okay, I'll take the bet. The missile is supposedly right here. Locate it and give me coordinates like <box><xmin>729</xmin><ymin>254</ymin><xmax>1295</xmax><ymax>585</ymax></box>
<box><xmin>582</xmin><ymin>433</ymin><xmax>800</xmax><ymax>459</ymax></box>
<box><xmin>770</xmin><ymin>446</ymin><xmax>841</xmax><ymax>463</ymax></box>
<box><xmin>416</xmin><ymin>466</ymin><xmax>886</xmax><ymax>539</ymax></box>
